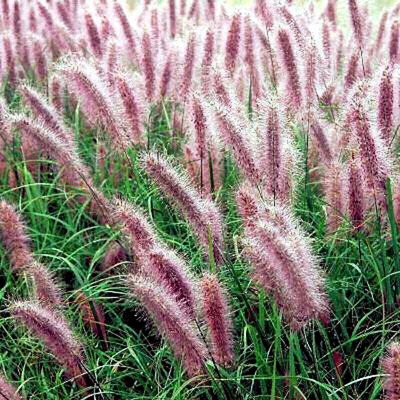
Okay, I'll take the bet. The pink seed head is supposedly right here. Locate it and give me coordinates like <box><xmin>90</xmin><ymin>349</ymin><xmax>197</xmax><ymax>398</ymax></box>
<box><xmin>0</xmin><ymin>200</ymin><xmax>34</xmax><ymax>272</ymax></box>
<box><xmin>200</xmin><ymin>272</ymin><xmax>234</xmax><ymax>366</ymax></box>
<box><xmin>224</xmin><ymin>13</ymin><xmax>241</xmax><ymax>75</ymax></box>
<box><xmin>128</xmin><ymin>275</ymin><xmax>206</xmax><ymax>376</ymax></box>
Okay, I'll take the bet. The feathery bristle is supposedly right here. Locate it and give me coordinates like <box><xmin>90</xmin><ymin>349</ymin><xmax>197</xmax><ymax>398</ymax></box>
<box><xmin>128</xmin><ymin>275</ymin><xmax>206</xmax><ymax>376</ymax></box>
<box><xmin>200</xmin><ymin>272</ymin><xmax>234</xmax><ymax>366</ymax></box>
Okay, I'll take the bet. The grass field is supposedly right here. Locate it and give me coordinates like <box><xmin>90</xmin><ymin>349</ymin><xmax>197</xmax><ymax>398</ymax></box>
<box><xmin>0</xmin><ymin>0</ymin><xmax>400</xmax><ymax>399</ymax></box>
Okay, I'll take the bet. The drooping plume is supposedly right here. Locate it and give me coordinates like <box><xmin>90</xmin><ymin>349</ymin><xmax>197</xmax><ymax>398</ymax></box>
<box><xmin>11</xmin><ymin>301</ymin><xmax>85</xmax><ymax>385</ymax></box>
<box><xmin>127</xmin><ymin>275</ymin><xmax>206</xmax><ymax>376</ymax></box>
<box><xmin>54</xmin><ymin>57</ymin><xmax>130</xmax><ymax>152</ymax></box>
<box><xmin>26</xmin><ymin>262</ymin><xmax>63</xmax><ymax>308</ymax></box>
<box><xmin>141</xmin><ymin>152</ymin><xmax>224</xmax><ymax>265</ymax></box>
<box><xmin>239</xmin><ymin>187</ymin><xmax>328</xmax><ymax>329</ymax></box>
<box><xmin>143</xmin><ymin>247</ymin><xmax>196</xmax><ymax>317</ymax></box>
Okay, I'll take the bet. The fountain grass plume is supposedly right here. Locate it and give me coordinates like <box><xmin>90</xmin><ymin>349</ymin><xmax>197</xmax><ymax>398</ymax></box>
<box><xmin>143</xmin><ymin>247</ymin><xmax>197</xmax><ymax>318</ymax></box>
<box><xmin>127</xmin><ymin>274</ymin><xmax>206</xmax><ymax>377</ymax></box>
<box><xmin>382</xmin><ymin>341</ymin><xmax>400</xmax><ymax>400</ymax></box>
<box><xmin>276</xmin><ymin>27</ymin><xmax>302</xmax><ymax>111</ymax></box>
<box><xmin>12</xmin><ymin>115</ymin><xmax>91</xmax><ymax>188</ymax></box>
<box><xmin>0</xmin><ymin>200</ymin><xmax>34</xmax><ymax>272</ymax></box>
<box><xmin>347</xmin><ymin>155</ymin><xmax>365</xmax><ymax>231</ymax></box>
<box><xmin>203</xmin><ymin>94</ymin><xmax>260</xmax><ymax>186</ymax></box>
<box><xmin>112</xmin><ymin>199</ymin><xmax>159</xmax><ymax>257</ymax></box>
<box><xmin>238</xmin><ymin>185</ymin><xmax>328</xmax><ymax>328</ymax></box>
<box><xmin>225</xmin><ymin>13</ymin><xmax>241</xmax><ymax>75</ymax></box>
<box><xmin>200</xmin><ymin>272</ymin><xmax>234</xmax><ymax>367</ymax></box>
<box><xmin>54</xmin><ymin>57</ymin><xmax>131</xmax><ymax>152</ymax></box>
<box><xmin>26</xmin><ymin>261</ymin><xmax>63</xmax><ymax>308</ymax></box>
<box><xmin>11</xmin><ymin>301</ymin><xmax>85</xmax><ymax>385</ymax></box>
<box><xmin>19</xmin><ymin>83</ymin><xmax>75</xmax><ymax>147</ymax></box>
<box><xmin>323</xmin><ymin>159</ymin><xmax>347</xmax><ymax>233</ymax></box>
<box><xmin>84</xmin><ymin>12</ymin><xmax>103</xmax><ymax>58</ymax></box>
<box><xmin>377</xmin><ymin>66</ymin><xmax>393</xmax><ymax>144</ymax></box>
<box><xmin>0</xmin><ymin>373</ymin><xmax>22</xmax><ymax>400</ymax></box>
<box><xmin>141</xmin><ymin>32</ymin><xmax>155</xmax><ymax>101</ymax></box>
<box><xmin>114</xmin><ymin>71</ymin><xmax>146</xmax><ymax>145</ymax></box>
<box><xmin>141</xmin><ymin>151</ymin><xmax>224</xmax><ymax>265</ymax></box>
<box><xmin>114</xmin><ymin>2</ymin><xmax>138</xmax><ymax>62</ymax></box>
<box><xmin>180</xmin><ymin>32</ymin><xmax>197</xmax><ymax>100</ymax></box>
<box><xmin>348</xmin><ymin>98</ymin><xmax>390</xmax><ymax>209</ymax></box>
<box><xmin>244</xmin><ymin>218</ymin><xmax>328</xmax><ymax>329</ymax></box>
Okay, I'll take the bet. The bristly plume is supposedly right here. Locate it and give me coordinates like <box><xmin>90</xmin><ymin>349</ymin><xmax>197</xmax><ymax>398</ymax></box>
<box><xmin>141</xmin><ymin>32</ymin><xmax>155</xmax><ymax>101</ymax></box>
<box><xmin>344</xmin><ymin>51</ymin><xmax>360</xmax><ymax>93</ymax></box>
<box><xmin>347</xmin><ymin>155</ymin><xmax>365</xmax><ymax>231</ymax></box>
<box><xmin>11</xmin><ymin>301</ymin><xmax>85</xmax><ymax>385</ymax></box>
<box><xmin>276</xmin><ymin>28</ymin><xmax>302</xmax><ymax>111</ymax></box>
<box><xmin>114</xmin><ymin>2</ymin><xmax>138</xmax><ymax>63</ymax></box>
<box><xmin>26</xmin><ymin>261</ymin><xmax>63</xmax><ymax>308</ymax></box>
<box><xmin>0</xmin><ymin>200</ymin><xmax>34</xmax><ymax>272</ymax></box>
<box><xmin>204</xmin><ymin>95</ymin><xmax>260</xmax><ymax>186</ymax></box>
<box><xmin>75</xmin><ymin>290</ymin><xmax>108</xmax><ymax>348</ymax></box>
<box><xmin>143</xmin><ymin>247</ymin><xmax>196</xmax><ymax>317</ymax></box>
<box><xmin>382</xmin><ymin>341</ymin><xmax>400</xmax><ymax>400</ymax></box>
<box><xmin>12</xmin><ymin>115</ymin><xmax>90</xmax><ymax>188</ymax></box>
<box><xmin>54</xmin><ymin>57</ymin><xmax>130</xmax><ymax>152</ymax></box>
<box><xmin>310</xmin><ymin>117</ymin><xmax>333</xmax><ymax>165</ymax></box>
<box><xmin>389</xmin><ymin>19</ymin><xmax>399</xmax><ymax>64</ymax></box>
<box><xmin>169</xmin><ymin>0</ymin><xmax>177</xmax><ymax>38</ymax></box>
<box><xmin>0</xmin><ymin>373</ymin><xmax>22</xmax><ymax>400</ymax></box>
<box><xmin>323</xmin><ymin>159</ymin><xmax>346</xmax><ymax>233</ymax></box>
<box><xmin>239</xmin><ymin>188</ymin><xmax>328</xmax><ymax>329</ymax></box>
<box><xmin>112</xmin><ymin>199</ymin><xmax>159</xmax><ymax>257</ymax></box>
<box><xmin>348</xmin><ymin>0</ymin><xmax>363</xmax><ymax>46</ymax></box>
<box><xmin>141</xmin><ymin>152</ymin><xmax>224</xmax><ymax>265</ymax></box>
<box><xmin>127</xmin><ymin>274</ymin><xmax>206</xmax><ymax>377</ymax></box>
<box><xmin>84</xmin><ymin>12</ymin><xmax>103</xmax><ymax>58</ymax></box>
<box><xmin>114</xmin><ymin>72</ymin><xmax>145</xmax><ymax>145</ymax></box>
<box><xmin>348</xmin><ymin>100</ymin><xmax>390</xmax><ymax>209</ymax></box>
<box><xmin>200</xmin><ymin>272</ymin><xmax>234</xmax><ymax>367</ymax></box>
<box><xmin>180</xmin><ymin>33</ymin><xmax>197</xmax><ymax>100</ymax></box>
<box><xmin>257</xmin><ymin>96</ymin><xmax>295</xmax><ymax>202</ymax></box>
<box><xmin>101</xmin><ymin>242</ymin><xmax>129</xmax><ymax>274</ymax></box>
<box><xmin>19</xmin><ymin>83</ymin><xmax>75</xmax><ymax>147</ymax></box>
<box><xmin>377</xmin><ymin>66</ymin><xmax>393</xmax><ymax>144</ymax></box>
<box><xmin>225</xmin><ymin>13</ymin><xmax>241</xmax><ymax>75</ymax></box>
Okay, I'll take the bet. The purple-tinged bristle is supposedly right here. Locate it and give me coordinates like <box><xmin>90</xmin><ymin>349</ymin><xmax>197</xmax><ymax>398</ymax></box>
<box><xmin>382</xmin><ymin>342</ymin><xmax>400</xmax><ymax>400</ymax></box>
<box><xmin>276</xmin><ymin>28</ymin><xmax>302</xmax><ymax>111</ymax></box>
<box><xmin>348</xmin><ymin>0</ymin><xmax>364</xmax><ymax>46</ymax></box>
<box><xmin>225</xmin><ymin>13</ymin><xmax>241</xmax><ymax>75</ymax></box>
<box><xmin>0</xmin><ymin>373</ymin><xmax>22</xmax><ymax>400</ymax></box>
<box><xmin>84</xmin><ymin>12</ymin><xmax>103</xmax><ymax>58</ymax></box>
<box><xmin>0</xmin><ymin>200</ymin><xmax>34</xmax><ymax>272</ymax></box>
<box><xmin>141</xmin><ymin>32</ymin><xmax>155</xmax><ymax>101</ymax></box>
<box><xmin>378</xmin><ymin>66</ymin><xmax>394</xmax><ymax>144</ymax></box>
<box><xmin>26</xmin><ymin>261</ymin><xmax>63</xmax><ymax>308</ymax></box>
<box><xmin>144</xmin><ymin>247</ymin><xmax>196</xmax><ymax>318</ymax></box>
<box><xmin>200</xmin><ymin>272</ymin><xmax>234</xmax><ymax>367</ymax></box>
<box><xmin>11</xmin><ymin>301</ymin><xmax>85</xmax><ymax>385</ymax></box>
<box><xmin>141</xmin><ymin>152</ymin><xmax>225</xmax><ymax>265</ymax></box>
<box><xmin>127</xmin><ymin>275</ymin><xmax>206</xmax><ymax>377</ymax></box>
